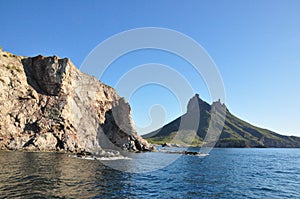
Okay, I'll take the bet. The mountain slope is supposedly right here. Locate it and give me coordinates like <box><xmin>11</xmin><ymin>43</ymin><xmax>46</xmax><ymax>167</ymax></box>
<box><xmin>143</xmin><ymin>94</ymin><xmax>300</xmax><ymax>148</ymax></box>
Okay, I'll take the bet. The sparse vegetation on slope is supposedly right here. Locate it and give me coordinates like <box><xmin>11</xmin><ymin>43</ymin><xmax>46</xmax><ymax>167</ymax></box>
<box><xmin>144</xmin><ymin>94</ymin><xmax>300</xmax><ymax>148</ymax></box>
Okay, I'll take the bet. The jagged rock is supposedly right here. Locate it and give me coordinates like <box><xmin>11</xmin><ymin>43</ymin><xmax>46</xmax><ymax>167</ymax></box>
<box><xmin>99</xmin><ymin>98</ymin><xmax>155</xmax><ymax>151</ymax></box>
<box><xmin>32</xmin><ymin>133</ymin><xmax>57</xmax><ymax>151</ymax></box>
<box><xmin>0</xmin><ymin>50</ymin><xmax>153</xmax><ymax>153</ymax></box>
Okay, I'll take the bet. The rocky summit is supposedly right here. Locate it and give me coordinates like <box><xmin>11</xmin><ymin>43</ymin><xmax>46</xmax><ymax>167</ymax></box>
<box><xmin>144</xmin><ymin>94</ymin><xmax>300</xmax><ymax>148</ymax></box>
<box><xmin>0</xmin><ymin>49</ymin><xmax>153</xmax><ymax>153</ymax></box>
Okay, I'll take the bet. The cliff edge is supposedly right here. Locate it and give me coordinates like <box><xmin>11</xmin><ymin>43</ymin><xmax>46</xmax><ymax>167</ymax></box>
<box><xmin>0</xmin><ymin>49</ymin><xmax>153</xmax><ymax>153</ymax></box>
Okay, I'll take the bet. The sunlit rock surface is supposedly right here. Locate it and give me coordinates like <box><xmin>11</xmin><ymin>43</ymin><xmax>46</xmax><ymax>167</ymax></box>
<box><xmin>0</xmin><ymin>49</ymin><xmax>154</xmax><ymax>153</ymax></box>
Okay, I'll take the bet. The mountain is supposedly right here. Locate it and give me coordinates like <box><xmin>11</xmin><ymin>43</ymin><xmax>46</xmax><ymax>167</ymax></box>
<box><xmin>143</xmin><ymin>94</ymin><xmax>300</xmax><ymax>148</ymax></box>
<box><xmin>0</xmin><ymin>49</ymin><xmax>153</xmax><ymax>153</ymax></box>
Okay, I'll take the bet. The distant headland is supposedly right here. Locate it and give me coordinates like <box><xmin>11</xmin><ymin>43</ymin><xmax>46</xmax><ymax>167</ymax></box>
<box><xmin>144</xmin><ymin>94</ymin><xmax>300</xmax><ymax>148</ymax></box>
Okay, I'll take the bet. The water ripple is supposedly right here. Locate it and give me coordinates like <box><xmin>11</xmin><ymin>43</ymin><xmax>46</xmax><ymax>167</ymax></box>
<box><xmin>0</xmin><ymin>149</ymin><xmax>300</xmax><ymax>198</ymax></box>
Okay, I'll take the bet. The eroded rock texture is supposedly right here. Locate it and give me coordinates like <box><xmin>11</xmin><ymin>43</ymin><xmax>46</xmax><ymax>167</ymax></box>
<box><xmin>0</xmin><ymin>49</ymin><xmax>153</xmax><ymax>152</ymax></box>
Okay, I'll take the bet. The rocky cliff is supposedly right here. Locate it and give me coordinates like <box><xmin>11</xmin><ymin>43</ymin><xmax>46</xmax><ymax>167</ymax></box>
<box><xmin>144</xmin><ymin>94</ymin><xmax>300</xmax><ymax>148</ymax></box>
<box><xmin>0</xmin><ymin>49</ymin><xmax>153</xmax><ymax>153</ymax></box>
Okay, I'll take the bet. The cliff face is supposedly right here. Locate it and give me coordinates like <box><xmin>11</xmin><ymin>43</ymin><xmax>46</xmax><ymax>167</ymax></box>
<box><xmin>144</xmin><ymin>94</ymin><xmax>300</xmax><ymax>148</ymax></box>
<box><xmin>0</xmin><ymin>49</ymin><xmax>153</xmax><ymax>152</ymax></box>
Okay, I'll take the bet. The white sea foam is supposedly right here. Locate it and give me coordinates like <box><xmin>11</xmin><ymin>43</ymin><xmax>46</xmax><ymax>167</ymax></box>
<box><xmin>95</xmin><ymin>156</ymin><xmax>131</xmax><ymax>161</ymax></box>
<box><xmin>69</xmin><ymin>154</ymin><xmax>131</xmax><ymax>161</ymax></box>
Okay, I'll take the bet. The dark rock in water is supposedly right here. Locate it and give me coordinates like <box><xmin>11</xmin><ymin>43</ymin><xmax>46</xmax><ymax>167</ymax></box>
<box><xmin>184</xmin><ymin>151</ymin><xmax>199</xmax><ymax>155</ymax></box>
<box><xmin>158</xmin><ymin>149</ymin><xmax>207</xmax><ymax>156</ymax></box>
<box><xmin>161</xmin><ymin>143</ymin><xmax>171</xmax><ymax>147</ymax></box>
<box><xmin>0</xmin><ymin>50</ymin><xmax>154</xmax><ymax>153</ymax></box>
<box><xmin>161</xmin><ymin>143</ymin><xmax>182</xmax><ymax>147</ymax></box>
<box><xmin>76</xmin><ymin>150</ymin><xmax>93</xmax><ymax>157</ymax></box>
<box><xmin>76</xmin><ymin>148</ymin><xmax>121</xmax><ymax>159</ymax></box>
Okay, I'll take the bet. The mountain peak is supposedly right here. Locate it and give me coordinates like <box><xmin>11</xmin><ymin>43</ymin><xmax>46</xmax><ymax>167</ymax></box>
<box><xmin>144</xmin><ymin>94</ymin><xmax>300</xmax><ymax>148</ymax></box>
<box><xmin>187</xmin><ymin>94</ymin><xmax>210</xmax><ymax>113</ymax></box>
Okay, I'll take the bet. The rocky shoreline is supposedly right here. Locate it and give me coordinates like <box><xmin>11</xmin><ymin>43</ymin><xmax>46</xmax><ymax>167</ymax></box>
<box><xmin>0</xmin><ymin>49</ymin><xmax>154</xmax><ymax>153</ymax></box>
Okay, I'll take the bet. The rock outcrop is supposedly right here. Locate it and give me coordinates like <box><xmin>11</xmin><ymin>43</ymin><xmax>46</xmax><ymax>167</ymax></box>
<box><xmin>0</xmin><ymin>49</ymin><xmax>154</xmax><ymax>153</ymax></box>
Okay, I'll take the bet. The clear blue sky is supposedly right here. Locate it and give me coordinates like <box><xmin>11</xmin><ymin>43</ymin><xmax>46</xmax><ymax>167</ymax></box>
<box><xmin>1</xmin><ymin>0</ymin><xmax>299</xmax><ymax>136</ymax></box>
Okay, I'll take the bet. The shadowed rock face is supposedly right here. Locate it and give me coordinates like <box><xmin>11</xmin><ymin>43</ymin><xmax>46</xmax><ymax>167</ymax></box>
<box><xmin>0</xmin><ymin>50</ymin><xmax>153</xmax><ymax>153</ymax></box>
<box><xmin>22</xmin><ymin>55</ymin><xmax>68</xmax><ymax>96</ymax></box>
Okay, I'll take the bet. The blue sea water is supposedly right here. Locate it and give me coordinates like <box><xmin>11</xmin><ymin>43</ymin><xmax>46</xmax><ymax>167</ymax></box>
<box><xmin>0</xmin><ymin>148</ymin><xmax>299</xmax><ymax>198</ymax></box>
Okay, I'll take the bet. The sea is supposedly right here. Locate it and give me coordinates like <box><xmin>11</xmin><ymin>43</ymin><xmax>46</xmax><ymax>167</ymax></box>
<box><xmin>0</xmin><ymin>148</ymin><xmax>299</xmax><ymax>198</ymax></box>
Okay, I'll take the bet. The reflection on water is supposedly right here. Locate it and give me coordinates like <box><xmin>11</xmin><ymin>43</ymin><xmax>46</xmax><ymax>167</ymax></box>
<box><xmin>0</xmin><ymin>151</ymin><xmax>131</xmax><ymax>198</ymax></box>
<box><xmin>1</xmin><ymin>149</ymin><xmax>300</xmax><ymax>198</ymax></box>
